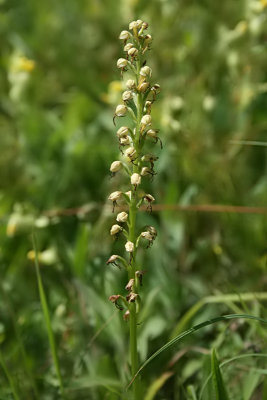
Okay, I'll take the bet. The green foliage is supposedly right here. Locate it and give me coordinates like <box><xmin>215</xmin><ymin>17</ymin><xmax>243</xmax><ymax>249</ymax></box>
<box><xmin>211</xmin><ymin>349</ymin><xmax>230</xmax><ymax>400</ymax></box>
<box><xmin>1</xmin><ymin>0</ymin><xmax>267</xmax><ymax>399</ymax></box>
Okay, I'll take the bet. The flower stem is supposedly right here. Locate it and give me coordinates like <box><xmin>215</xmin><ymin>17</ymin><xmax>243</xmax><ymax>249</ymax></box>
<box><xmin>128</xmin><ymin>197</ymin><xmax>139</xmax><ymax>398</ymax></box>
<box><xmin>129</xmin><ymin>303</ymin><xmax>139</xmax><ymax>399</ymax></box>
<box><xmin>128</xmin><ymin>86</ymin><xmax>143</xmax><ymax>400</ymax></box>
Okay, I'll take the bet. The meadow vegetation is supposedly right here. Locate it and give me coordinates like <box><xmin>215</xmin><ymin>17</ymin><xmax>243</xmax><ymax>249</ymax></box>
<box><xmin>1</xmin><ymin>1</ymin><xmax>267</xmax><ymax>399</ymax></box>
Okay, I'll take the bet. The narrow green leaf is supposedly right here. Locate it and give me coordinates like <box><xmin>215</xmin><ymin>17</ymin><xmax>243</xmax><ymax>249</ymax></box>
<box><xmin>171</xmin><ymin>292</ymin><xmax>267</xmax><ymax>338</ymax></box>
<box><xmin>73</xmin><ymin>224</ymin><xmax>90</xmax><ymax>278</ymax></box>
<box><xmin>32</xmin><ymin>233</ymin><xmax>65</xmax><ymax>397</ymax></box>
<box><xmin>144</xmin><ymin>371</ymin><xmax>173</xmax><ymax>400</ymax></box>
<box><xmin>200</xmin><ymin>353</ymin><xmax>267</xmax><ymax>399</ymax></box>
<box><xmin>0</xmin><ymin>350</ymin><xmax>20</xmax><ymax>400</ymax></box>
<box><xmin>187</xmin><ymin>385</ymin><xmax>198</xmax><ymax>400</ymax></box>
<box><xmin>211</xmin><ymin>349</ymin><xmax>229</xmax><ymax>400</ymax></box>
<box><xmin>242</xmin><ymin>370</ymin><xmax>261</xmax><ymax>400</ymax></box>
<box><xmin>128</xmin><ymin>314</ymin><xmax>267</xmax><ymax>389</ymax></box>
<box><xmin>263</xmin><ymin>377</ymin><xmax>267</xmax><ymax>399</ymax></box>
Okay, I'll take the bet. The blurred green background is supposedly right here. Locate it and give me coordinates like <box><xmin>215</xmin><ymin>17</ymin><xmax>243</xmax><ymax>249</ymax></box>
<box><xmin>1</xmin><ymin>0</ymin><xmax>267</xmax><ymax>399</ymax></box>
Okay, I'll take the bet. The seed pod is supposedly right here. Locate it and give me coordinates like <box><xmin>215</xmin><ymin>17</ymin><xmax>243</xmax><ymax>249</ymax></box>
<box><xmin>110</xmin><ymin>161</ymin><xmax>122</xmax><ymax>173</ymax></box>
<box><xmin>116</xmin><ymin>211</ymin><xmax>128</xmax><ymax>223</ymax></box>
<box><xmin>117</xmin><ymin>58</ymin><xmax>128</xmax><ymax>69</ymax></box>
<box><xmin>125</xmin><ymin>241</ymin><xmax>134</xmax><ymax>252</ymax></box>
<box><xmin>110</xmin><ymin>224</ymin><xmax>123</xmax><ymax>236</ymax></box>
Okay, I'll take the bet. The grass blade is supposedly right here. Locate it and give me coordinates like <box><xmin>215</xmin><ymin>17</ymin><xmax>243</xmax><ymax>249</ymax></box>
<box><xmin>32</xmin><ymin>233</ymin><xmax>65</xmax><ymax>397</ymax></box>
<box><xmin>187</xmin><ymin>385</ymin><xmax>198</xmax><ymax>400</ymax></box>
<box><xmin>171</xmin><ymin>292</ymin><xmax>267</xmax><ymax>338</ymax></box>
<box><xmin>144</xmin><ymin>371</ymin><xmax>173</xmax><ymax>400</ymax></box>
<box><xmin>211</xmin><ymin>349</ymin><xmax>229</xmax><ymax>400</ymax></box>
<box><xmin>200</xmin><ymin>353</ymin><xmax>267</xmax><ymax>399</ymax></box>
<box><xmin>0</xmin><ymin>350</ymin><xmax>20</xmax><ymax>400</ymax></box>
<box><xmin>128</xmin><ymin>314</ymin><xmax>267</xmax><ymax>389</ymax></box>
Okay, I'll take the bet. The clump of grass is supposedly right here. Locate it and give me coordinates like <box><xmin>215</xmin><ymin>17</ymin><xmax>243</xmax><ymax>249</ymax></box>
<box><xmin>107</xmin><ymin>19</ymin><xmax>161</xmax><ymax>399</ymax></box>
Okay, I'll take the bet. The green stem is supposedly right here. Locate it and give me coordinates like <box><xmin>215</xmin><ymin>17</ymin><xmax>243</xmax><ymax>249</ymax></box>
<box><xmin>129</xmin><ymin>304</ymin><xmax>138</xmax><ymax>399</ymax></box>
<box><xmin>128</xmin><ymin>197</ymin><xmax>139</xmax><ymax>399</ymax></box>
<box><xmin>32</xmin><ymin>234</ymin><xmax>65</xmax><ymax>398</ymax></box>
<box><xmin>0</xmin><ymin>350</ymin><xmax>20</xmax><ymax>400</ymax></box>
<box><xmin>128</xmin><ymin>85</ymin><xmax>143</xmax><ymax>399</ymax></box>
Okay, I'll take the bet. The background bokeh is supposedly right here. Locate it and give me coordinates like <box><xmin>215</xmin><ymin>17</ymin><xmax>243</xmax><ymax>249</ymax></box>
<box><xmin>1</xmin><ymin>0</ymin><xmax>267</xmax><ymax>399</ymax></box>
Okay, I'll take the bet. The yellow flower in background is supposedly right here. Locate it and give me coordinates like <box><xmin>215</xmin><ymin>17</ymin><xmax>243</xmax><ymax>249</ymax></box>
<box><xmin>8</xmin><ymin>53</ymin><xmax>36</xmax><ymax>101</ymax></box>
<box><xmin>109</xmin><ymin>80</ymin><xmax>123</xmax><ymax>92</ymax></box>
<box><xmin>27</xmin><ymin>248</ymin><xmax>57</xmax><ymax>265</ymax></box>
<box><xmin>261</xmin><ymin>0</ymin><xmax>267</xmax><ymax>7</ymax></box>
<box><xmin>18</xmin><ymin>56</ymin><xmax>35</xmax><ymax>72</ymax></box>
<box><xmin>6</xmin><ymin>212</ymin><xmax>34</xmax><ymax>237</ymax></box>
<box><xmin>213</xmin><ymin>244</ymin><xmax>223</xmax><ymax>256</ymax></box>
<box><xmin>100</xmin><ymin>80</ymin><xmax>123</xmax><ymax>104</ymax></box>
<box><xmin>11</xmin><ymin>55</ymin><xmax>35</xmax><ymax>72</ymax></box>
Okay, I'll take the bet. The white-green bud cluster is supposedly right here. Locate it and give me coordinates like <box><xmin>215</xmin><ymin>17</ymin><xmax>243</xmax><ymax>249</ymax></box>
<box><xmin>108</xmin><ymin>19</ymin><xmax>161</xmax><ymax>315</ymax></box>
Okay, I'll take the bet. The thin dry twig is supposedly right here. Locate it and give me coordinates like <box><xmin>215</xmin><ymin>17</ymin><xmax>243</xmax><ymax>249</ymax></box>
<box><xmin>43</xmin><ymin>203</ymin><xmax>267</xmax><ymax>217</ymax></box>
